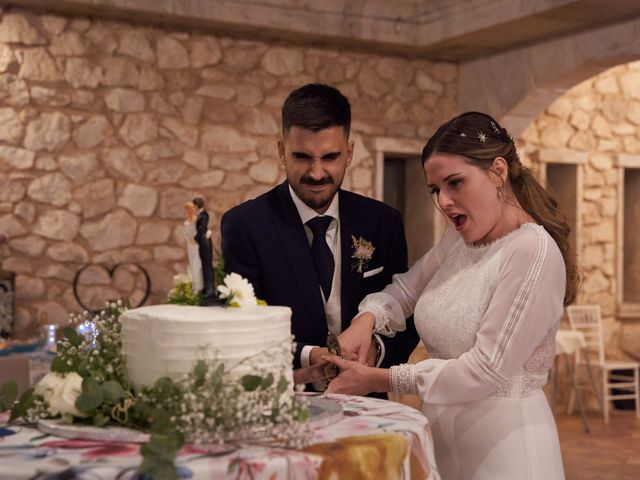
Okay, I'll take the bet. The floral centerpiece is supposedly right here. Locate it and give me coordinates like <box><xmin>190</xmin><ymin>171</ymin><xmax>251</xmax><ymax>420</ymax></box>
<box><xmin>0</xmin><ymin>271</ymin><xmax>310</xmax><ymax>479</ymax></box>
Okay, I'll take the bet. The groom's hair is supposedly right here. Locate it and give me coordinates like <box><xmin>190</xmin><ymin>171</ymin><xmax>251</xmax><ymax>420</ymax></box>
<box><xmin>281</xmin><ymin>83</ymin><xmax>351</xmax><ymax>138</ymax></box>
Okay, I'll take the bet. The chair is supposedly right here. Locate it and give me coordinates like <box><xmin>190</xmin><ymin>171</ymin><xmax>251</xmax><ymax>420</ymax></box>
<box><xmin>566</xmin><ymin>305</ymin><xmax>640</xmax><ymax>422</ymax></box>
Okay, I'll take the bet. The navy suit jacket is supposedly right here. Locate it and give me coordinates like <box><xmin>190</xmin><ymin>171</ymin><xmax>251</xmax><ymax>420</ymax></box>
<box><xmin>221</xmin><ymin>182</ymin><xmax>419</xmax><ymax>369</ymax></box>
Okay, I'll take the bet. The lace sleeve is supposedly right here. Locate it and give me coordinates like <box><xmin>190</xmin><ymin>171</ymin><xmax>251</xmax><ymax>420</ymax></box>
<box><xmin>357</xmin><ymin>227</ymin><xmax>453</xmax><ymax>336</ymax></box>
<box><xmin>359</xmin><ymin>291</ymin><xmax>405</xmax><ymax>337</ymax></box>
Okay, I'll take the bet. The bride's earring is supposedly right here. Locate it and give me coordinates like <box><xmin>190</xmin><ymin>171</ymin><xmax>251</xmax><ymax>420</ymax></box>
<box><xmin>496</xmin><ymin>185</ymin><xmax>505</xmax><ymax>201</ymax></box>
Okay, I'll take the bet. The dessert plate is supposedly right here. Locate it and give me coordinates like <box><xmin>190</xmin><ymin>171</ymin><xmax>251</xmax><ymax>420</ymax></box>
<box><xmin>36</xmin><ymin>396</ymin><xmax>343</xmax><ymax>445</ymax></box>
<box><xmin>38</xmin><ymin>419</ymin><xmax>150</xmax><ymax>443</ymax></box>
<box><xmin>305</xmin><ymin>395</ymin><xmax>343</xmax><ymax>429</ymax></box>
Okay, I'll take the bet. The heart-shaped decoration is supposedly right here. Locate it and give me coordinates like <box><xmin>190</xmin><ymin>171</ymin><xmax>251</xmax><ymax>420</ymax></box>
<box><xmin>72</xmin><ymin>263</ymin><xmax>150</xmax><ymax>313</ymax></box>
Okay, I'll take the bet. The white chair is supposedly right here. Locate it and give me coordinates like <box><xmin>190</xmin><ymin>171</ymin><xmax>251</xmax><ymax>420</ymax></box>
<box><xmin>566</xmin><ymin>305</ymin><xmax>640</xmax><ymax>422</ymax></box>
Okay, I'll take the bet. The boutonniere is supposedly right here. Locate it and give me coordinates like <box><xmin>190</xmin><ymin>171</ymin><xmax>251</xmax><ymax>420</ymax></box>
<box><xmin>351</xmin><ymin>235</ymin><xmax>375</xmax><ymax>273</ymax></box>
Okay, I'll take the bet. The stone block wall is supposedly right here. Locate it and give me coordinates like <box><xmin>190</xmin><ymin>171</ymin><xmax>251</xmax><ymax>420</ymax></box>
<box><xmin>518</xmin><ymin>61</ymin><xmax>640</xmax><ymax>361</ymax></box>
<box><xmin>0</xmin><ymin>6</ymin><xmax>457</xmax><ymax>335</ymax></box>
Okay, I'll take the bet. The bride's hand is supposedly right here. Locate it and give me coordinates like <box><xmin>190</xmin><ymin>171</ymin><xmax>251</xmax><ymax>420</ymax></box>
<box><xmin>338</xmin><ymin>312</ymin><xmax>375</xmax><ymax>364</ymax></box>
<box><xmin>323</xmin><ymin>354</ymin><xmax>374</xmax><ymax>395</ymax></box>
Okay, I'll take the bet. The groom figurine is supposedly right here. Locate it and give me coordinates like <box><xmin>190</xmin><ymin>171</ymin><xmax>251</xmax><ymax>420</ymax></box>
<box><xmin>192</xmin><ymin>197</ymin><xmax>217</xmax><ymax>306</ymax></box>
<box><xmin>221</xmin><ymin>84</ymin><xmax>418</xmax><ymax>383</ymax></box>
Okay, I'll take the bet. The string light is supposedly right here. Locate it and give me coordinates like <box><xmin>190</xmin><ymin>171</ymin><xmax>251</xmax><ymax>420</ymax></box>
<box><xmin>45</xmin><ymin>324</ymin><xmax>56</xmax><ymax>353</ymax></box>
<box><xmin>77</xmin><ymin>320</ymin><xmax>98</xmax><ymax>347</ymax></box>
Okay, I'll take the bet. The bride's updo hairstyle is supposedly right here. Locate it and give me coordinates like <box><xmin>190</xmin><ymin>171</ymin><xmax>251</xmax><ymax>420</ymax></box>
<box><xmin>422</xmin><ymin>111</ymin><xmax>578</xmax><ymax>305</ymax></box>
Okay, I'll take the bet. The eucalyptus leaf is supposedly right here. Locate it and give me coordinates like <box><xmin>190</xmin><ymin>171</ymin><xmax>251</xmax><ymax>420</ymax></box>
<box><xmin>152</xmin><ymin>377</ymin><xmax>177</xmax><ymax>402</ymax></box>
<box><xmin>211</xmin><ymin>363</ymin><xmax>224</xmax><ymax>390</ymax></box>
<box><xmin>297</xmin><ymin>408</ymin><xmax>309</xmax><ymax>422</ymax></box>
<box><xmin>77</xmin><ymin>359</ymin><xmax>90</xmax><ymax>378</ymax></box>
<box><xmin>277</xmin><ymin>375</ymin><xmax>288</xmax><ymax>394</ymax></box>
<box><xmin>102</xmin><ymin>381</ymin><xmax>125</xmax><ymax>404</ymax></box>
<box><xmin>9</xmin><ymin>388</ymin><xmax>34</xmax><ymax>422</ymax></box>
<box><xmin>63</xmin><ymin>326</ymin><xmax>81</xmax><ymax>346</ymax></box>
<box><xmin>50</xmin><ymin>356</ymin><xmax>68</xmax><ymax>374</ymax></box>
<box><xmin>93</xmin><ymin>412</ymin><xmax>110</xmax><ymax>427</ymax></box>
<box><xmin>75</xmin><ymin>378</ymin><xmax>104</xmax><ymax>412</ymax></box>
<box><xmin>241</xmin><ymin>374</ymin><xmax>262</xmax><ymax>392</ymax></box>
<box><xmin>193</xmin><ymin>361</ymin><xmax>207</xmax><ymax>387</ymax></box>
<box><xmin>149</xmin><ymin>407</ymin><xmax>173</xmax><ymax>433</ymax></box>
<box><xmin>260</xmin><ymin>373</ymin><xmax>274</xmax><ymax>390</ymax></box>
<box><xmin>0</xmin><ymin>381</ymin><xmax>18</xmax><ymax>410</ymax></box>
<box><xmin>139</xmin><ymin>432</ymin><xmax>184</xmax><ymax>480</ymax></box>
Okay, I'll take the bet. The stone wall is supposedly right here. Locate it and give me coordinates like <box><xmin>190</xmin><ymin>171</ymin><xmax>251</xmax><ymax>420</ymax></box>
<box><xmin>0</xmin><ymin>6</ymin><xmax>457</xmax><ymax>335</ymax></box>
<box><xmin>518</xmin><ymin>61</ymin><xmax>640</xmax><ymax>361</ymax></box>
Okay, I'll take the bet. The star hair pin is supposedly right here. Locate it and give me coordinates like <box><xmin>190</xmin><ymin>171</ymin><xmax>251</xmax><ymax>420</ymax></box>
<box><xmin>459</xmin><ymin>132</ymin><xmax>467</xmax><ymax>137</ymax></box>
<box><xmin>477</xmin><ymin>131</ymin><xmax>487</xmax><ymax>143</ymax></box>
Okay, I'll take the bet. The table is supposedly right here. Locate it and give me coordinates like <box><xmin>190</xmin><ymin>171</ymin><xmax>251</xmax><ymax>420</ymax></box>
<box><xmin>0</xmin><ymin>394</ymin><xmax>440</xmax><ymax>479</ymax></box>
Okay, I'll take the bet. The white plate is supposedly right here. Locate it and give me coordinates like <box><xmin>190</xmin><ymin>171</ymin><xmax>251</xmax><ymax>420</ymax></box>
<box><xmin>37</xmin><ymin>418</ymin><xmax>150</xmax><ymax>443</ymax></box>
<box><xmin>305</xmin><ymin>396</ymin><xmax>343</xmax><ymax>429</ymax></box>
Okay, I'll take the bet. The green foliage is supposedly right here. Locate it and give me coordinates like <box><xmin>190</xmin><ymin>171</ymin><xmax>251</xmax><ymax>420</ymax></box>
<box><xmin>139</xmin><ymin>432</ymin><xmax>184</xmax><ymax>480</ymax></box>
<box><xmin>0</xmin><ymin>381</ymin><xmax>17</xmax><ymax>412</ymax></box>
<box><xmin>213</xmin><ymin>246</ymin><xmax>226</xmax><ymax>290</ymax></box>
<box><xmin>241</xmin><ymin>374</ymin><xmax>262</xmax><ymax>392</ymax></box>
<box><xmin>167</xmin><ymin>280</ymin><xmax>203</xmax><ymax>306</ymax></box>
<box><xmin>9</xmin><ymin>388</ymin><xmax>35</xmax><ymax>422</ymax></box>
<box><xmin>75</xmin><ymin>378</ymin><xmax>104</xmax><ymax>413</ymax></box>
<box><xmin>92</xmin><ymin>412</ymin><xmax>110</xmax><ymax>427</ymax></box>
<box><xmin>102</xmin><ymin>380</ymin><xmax>126</xmax><ymax>404</ymax></box>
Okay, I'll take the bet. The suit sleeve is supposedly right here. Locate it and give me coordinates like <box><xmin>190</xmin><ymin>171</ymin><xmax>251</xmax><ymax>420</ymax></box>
<box><xmin>195</xmin><ymin>212</ymin><xmax>209</xmax><ymax>243</ymax></box>
<box><xmin>220</xmin><ymin>210</ymin><xmax>264</xmax><ymax>300</ymax></box>
<box><xmin>374</xmin><ymin>211</ymin><xmax>421</xmax><ymax>369</ymax></box>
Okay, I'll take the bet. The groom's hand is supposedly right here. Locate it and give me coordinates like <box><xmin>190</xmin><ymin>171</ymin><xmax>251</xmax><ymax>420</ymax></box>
<box><xmin>309</xmin><ymin>347</ymin><xmax>356</xmax><ymax>366</ymax></box>
<box><xmin>339</xmin><ymin>312</ymin><xmax>375</xmax><ymax>363</ymax></box>
<box><xmin>309</xmin><ymin>347</ymin><xmax>329</xmax><ymax>366</ymax></box>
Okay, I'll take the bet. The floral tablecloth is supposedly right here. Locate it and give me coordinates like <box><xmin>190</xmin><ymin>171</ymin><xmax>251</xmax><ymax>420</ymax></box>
<box><xmin>0</xmin><ymin>394</ymin><xmax>439</xmax><ymax>479</ymax></box>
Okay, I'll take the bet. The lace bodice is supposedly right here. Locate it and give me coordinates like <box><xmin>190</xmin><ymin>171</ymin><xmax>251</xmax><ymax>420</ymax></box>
<box><xmin>183</xmin><ymin>221</ymin><xmax>196</xmax><ymax>241</ymax></box>
<box><xmin>362</xmin><ymin>223</ymin><xmax>566</xmax><ymax>403</ymax></box>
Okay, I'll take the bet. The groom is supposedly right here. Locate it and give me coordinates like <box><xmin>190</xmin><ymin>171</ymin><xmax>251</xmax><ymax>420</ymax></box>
<box><xmin>193</xmin><ymin>197</ymin><xmax>216</xmax><ymax>306</ymax></box>
<box><xmin>221</xmin><ymin>84</ymin><xmax>418</xmax><ymax>381</ymax></box>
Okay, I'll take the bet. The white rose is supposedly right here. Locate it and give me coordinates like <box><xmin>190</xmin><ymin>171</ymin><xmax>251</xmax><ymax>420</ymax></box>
<box><xmin>34</xmin><ymin>372</ymin><xmax>64</xmax><ymax>403</ymax></box>
<box><xmin>48</xmin><ymin>372</ymin><xmax>87</xmax><ymax>417</ymax></box>
<box><xmin>172</xmin><ymin>273</ymin><xmax>192</xmax><ymax>287</ymax></box>
<box><xmin>217</xmin><ymin>272</ymin><xmax>258</xmax><ymax>308</ymax></box>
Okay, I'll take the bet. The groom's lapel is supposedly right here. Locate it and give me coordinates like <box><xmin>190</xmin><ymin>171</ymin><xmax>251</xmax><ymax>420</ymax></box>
<box><xmin>339</xmin><ymin>190</ymin><xmax>365</xmax><ymax>331</ymax></box>
<box><xmin>273</xmin><ymin>183</ymin><xmax>326</xmax><ymax>331</ymax></box>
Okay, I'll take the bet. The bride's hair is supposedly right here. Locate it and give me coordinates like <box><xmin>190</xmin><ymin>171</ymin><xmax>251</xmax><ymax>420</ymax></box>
<box><xmin>184</xmin><ymin>201</ymin><xmax>196</xmax><ymax>221</ymax></box>
<box><xmin>421</xmin><ymin>111</ymin><xmax>579</xmax><ymax>305</ymax></box>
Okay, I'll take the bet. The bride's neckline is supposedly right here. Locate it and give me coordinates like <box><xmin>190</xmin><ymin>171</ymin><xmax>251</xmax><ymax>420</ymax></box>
<box><xmin>464</xmin><ymin>222</ymin><xmax>538</xmax><ymax>250</ymax></box>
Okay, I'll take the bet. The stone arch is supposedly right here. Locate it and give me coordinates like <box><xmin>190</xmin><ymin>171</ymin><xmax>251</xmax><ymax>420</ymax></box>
<box><xmin>459</xmin><ymin>16</ymin><xmax>640</xmax><ymax>136</ymax></box>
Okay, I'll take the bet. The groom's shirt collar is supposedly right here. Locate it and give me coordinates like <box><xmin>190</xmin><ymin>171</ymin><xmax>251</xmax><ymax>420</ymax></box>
<box><xmin>288</xmin><ymin>184</ymin><xmax>340</xmax><ymax>223</ymax></box>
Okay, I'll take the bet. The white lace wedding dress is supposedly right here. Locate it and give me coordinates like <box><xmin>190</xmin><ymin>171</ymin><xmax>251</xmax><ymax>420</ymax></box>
<box><xmin>361</xmin><ymin>223</ymin><xmax>565</xmax><ymax>479</ymax></box>
<box><xmin>183</xmin><ymin>221</ymin><xmax>203</xmax><ymax>292</ymax></box>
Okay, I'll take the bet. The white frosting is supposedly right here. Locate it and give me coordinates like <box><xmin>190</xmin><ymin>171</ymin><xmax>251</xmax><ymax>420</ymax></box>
<box><xmin>120</xmin><ymin>304</ymin><xmax>293</xmax><ymax>390</ymax></box>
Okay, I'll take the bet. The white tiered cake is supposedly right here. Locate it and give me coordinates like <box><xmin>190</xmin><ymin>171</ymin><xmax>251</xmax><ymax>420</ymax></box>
<box><xmin>120</xmin><ymin>304</ymin><xmax>293</xmax><ymax>390</ymax></box>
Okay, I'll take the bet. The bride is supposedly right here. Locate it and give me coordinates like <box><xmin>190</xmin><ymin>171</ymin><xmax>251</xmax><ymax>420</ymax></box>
<box><xmin>183</xmin><ymin>201</ymin><xmax>204</xmax><ymax>292</ymax></box>
<box><xmin>325</xmin><ymin>112</ymin><xmax>579</xmax><ymax>480</ymax></box>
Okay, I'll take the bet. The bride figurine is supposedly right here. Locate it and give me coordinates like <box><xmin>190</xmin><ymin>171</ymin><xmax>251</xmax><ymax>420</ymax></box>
<box><xmin>183</xmin><ymin>201</ymin><xmax>205</xmax><ymax>292</ymax></box>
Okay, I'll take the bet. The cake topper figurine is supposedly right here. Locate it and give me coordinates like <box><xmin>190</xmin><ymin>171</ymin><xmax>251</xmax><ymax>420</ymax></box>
<box><xmin>192</xmin><ymin>197</ymin><xmax>217</xmax><ymax>306</ymax></box>
<box><xmin>183</xmin><ymin>201</ymin><xmax>204</xmax><ymax>293</ymax></box>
